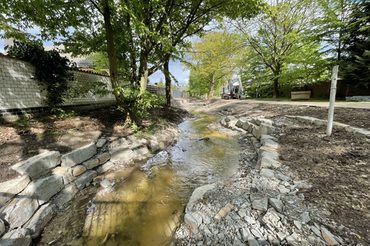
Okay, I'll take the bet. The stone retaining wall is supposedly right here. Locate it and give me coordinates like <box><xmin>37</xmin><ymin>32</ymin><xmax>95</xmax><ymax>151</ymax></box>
<box><xmin>0</xmin><ymin>125</ymin><xmax>179</xmax><ymax>245</ymax></box>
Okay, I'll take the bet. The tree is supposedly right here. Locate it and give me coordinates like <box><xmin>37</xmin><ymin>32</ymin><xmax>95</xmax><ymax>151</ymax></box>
<box><xmin>234</xmin><ymin>0</ymin><xmax>320</xmax><ymax>97</ymax></box>
<box><xmin>188</xmin><ymin>32</ymin><xmax>242</xmax><ymax>99</ymax></box>
<box><xmin>341</xmin><ymin>0</ymin><xmax>370</xmax><ymax>89</ymax></box>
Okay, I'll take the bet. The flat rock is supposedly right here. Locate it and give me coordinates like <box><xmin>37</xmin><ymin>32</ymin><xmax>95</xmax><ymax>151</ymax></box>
<box><xmin>11</xmin><ymin>151</ymin><xmax>61</xmax><ymax>179</ymax></box>
<box><xmin>186</xmin><ymin>183</ymin><xmax>216</xmax><ymax>213</ymax></box>
<box><xmin>110</xmin><ymin>148</ymin><xmax>134</xmax><ymax>165</ymax></box>
<box><xmin>83</xmin><ymin>158</ymin><xmax>100</xmax><ymax>170</ymax></box>
<box><xmin>215</xmin><ymin>203</ymin><xmax>234</xmax><ymax>220</ymax></box>
<box><xmin>252</xmin><ymin>197</ymin><xmax>268</xmax><ymax>212</ymax></box>
<box><xmin>269</xmin><ymin>198</ymin><xmax>283</xmax><ymax>213</ymax></box>
<box><xmin>52</xmin><ymin>166</ymin><xmax>75</xmax><ymax>185</ymax></box>
<box><xmin>184</xmin><ymin>212</ymin><xmax>202</xmax><ymax>232</ymax></box>
<box><xmin>61</xmin><ymin>143</ymin><xmax>97</xmax><ymax>168</ymax></box>
<box><xmin>321</xmin><ymin>227</ymin><xmax>339</xmax><ymax>246</ymax></box>
<box><xmin>52</xmin><ymin>183</ymin><xmax>79</xmax><ymax>209</ymax></box>
<box><xmin>259</xmin><ymin>156</ymin><xmax>281</xmax><ymax>169</ymax></box>
<box><xmin>74</xmin><ymin>170</ymin><xmax>97</xmax><ymax>190</ymax></box>
<box><xmin>0</xmin><ymin>228</ymin><xmax>32</xmax><ymax>246</ymax></box>
<box><xmin>260</xmin><ymin>168</ymin><xmax>275</xmax><ymax>178</ymax></box>
<box><xmin>96</xmin><ymin>138</ymin><xmax>107</xmax><ymax>148</ymax></box>
<box><xmin>132</xmin><ymin>146</ymin><xmax>152</xmax><ymax>162</ymax></box>
<box><xmin>97</xmin><ymin>152</ymin><xmax>110</xmax><ymax>165</ymax></box>
<box><xmin>3</xmin><ymin>197</ymin><xmax>39</xmax><ymax>229</ymax></box>
<box><xmin>23</xmin><ymin>203</ymin><xmax>55</xmax><ymax>238</ymax></box>
<box><xmin>22</xmin><ymin>175</ymin><xmax>64</xmax><ymax>205</ymax></box>
<box><xmin>71</xmin><ymin>165</ymin><xmax>87</xmax><ymax>177</ymax></box>
<box><xmin>0</xmin><ymin>176</ymin><xmax>30</xmax><ymax>206</ymax></box>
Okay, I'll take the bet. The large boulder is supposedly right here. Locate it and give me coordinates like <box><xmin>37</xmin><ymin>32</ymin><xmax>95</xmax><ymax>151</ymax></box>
<box><xmin>11</xmin><ymin>151</ymin><xmax>61</xmax><ymax>179</ymax></box>
<box><xmin>0</xmin><ymin>176</ymin><xmax>30</xmax><ymax>206</ymax></box>
<box><xmin>21</xmin><ymin>175</ymin><xmax>64</xmax><ymax>205</ymax></box>
<box><xmin>23</xmin><ymin>203</ymin><xmax>56</xmax><ymax>238</ymax></box>
<box><xmin>61</xmin><ymin>143</ymin><xmax>97</xmax><ymax>168</ymax></box>
<box><xmin>0</xmin><ymin>228</ymin><xmax>32</xmax><ymax>246</ymax></box>
<box><xmin>2</xmin><ymin>197</ymin><xmax>39</xmax><ymax>229</ymax></box>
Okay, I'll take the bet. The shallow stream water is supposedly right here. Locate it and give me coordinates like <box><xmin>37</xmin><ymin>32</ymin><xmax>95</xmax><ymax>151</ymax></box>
<box><xmin>41</xmin><ymin>114</ymin><xmax>241</xmax><ymax>246</ymax></box>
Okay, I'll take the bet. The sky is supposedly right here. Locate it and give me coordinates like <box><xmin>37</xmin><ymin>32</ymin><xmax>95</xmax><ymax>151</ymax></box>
<box><xmin>0</xmin><ymin>38</ymin><xmax>190</xmax><ymax>86</ymax></box>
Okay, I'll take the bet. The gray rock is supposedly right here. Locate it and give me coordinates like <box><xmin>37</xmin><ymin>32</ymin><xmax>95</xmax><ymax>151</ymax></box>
<box><xmin>310</xmin><ymin>225</ymin><xmax>321</xmax><ymax>237</ymax></box>
<box><xmin>0</xmin><ymin>219</ymin><xmax>5</xmax><ymax>237</ymax></box>
<box><xmin>260</xmin><ymin>169</ymin><xmax>275</xmax><ymax>178</ymax></box>
<box><xmin>300</xmin><ymin>211</ymin><xmax>311</xmax><ymax>224</ymax></box>
<box><xmin>186</xmin><ymin>183</ymin><xmax>216</xmax><ymax>213</ymax></box>
<box><xmin>96</xmin><ymin>138</ymin><xmax>107</xmax><ymax>148</ymax></box>
<box><xmin>3</xmin><ymin>197</ymin><xmax>39</xmax><ymax>229</ymax></box>
<box><xmin>23</xmin><ymin>203</ymin><xmax>55</xmax><ymax>238</ymax></box>
<box><xmin>132</xmin><ymin>146</ymin><xmax>152</xmax><ymax>162</ymax></box>
<box><xmin>97</xmin><ymin>161</ymin><xmax>116</xmax><ymax>173</ymax></box>
<box><xmin>52</xmin><ymin>183</ymin><xmax>79</xmax><ymax>209</ymax></box>
<box><xmin>52</xmin><ymin>166</ymin><xmax>75</xmax><ymax>185</ymax></box>
<box><xmin>74</xmin><ymin>170</ymin><xmax>97</xmax><ymax>190</ymax></box>
<box><xmin>22</xmin><ymin>175</ymin><xmax>64</xmax><ymax>204</ymax></box>
<box><xmin>278</xmin><ymin>185</ymin><xmax>290</xmax><ymax>194</ymax></box>
<box><xmin>252</xmin><ymin>198</ymin><xmax>268</xmax><ymax>212</ymax></box>
<box><xmin>239</xmin><ymin>227</ymin><xmax>251</xmax><ymax>241</ymax></box>
<box><xmin>184</xmin><ymin>212</ymin><xmax>202</xmax><ymax>232</ymax></box>
<box><xmin>0</xmin><ymin>176</ymin><xmax>30</xmax><ymax>206</ymax></box>
<box><xmin>83</xmin><ymin>158</ymin><xmax>100</xmax><ymax>170</ymax></box>
<box><xmin>286</xmin><ymin>233</ymin><xmax>300</xmax><ymax>245</ymax></box>
<box><xmin>258</xmin><ymin>156</ymin><xmax>281</xmax><ymax>169</ymax></box>
<box><xmin>97</xmin><ymin>152</ymin><xmax>110</xmax><ymax>165</ymax></box>
<box><xmin>275</xmin><ymin>172</ymin><xmax>291</xmax><ymax>182</ymax></box>
<box><xmin>294</xmin><ymin>180</ymin><xmax>312</xmax><ymax>190</ymax></box>
<box><xmin>11</xmin><ymin>151</ymin><xmax>61</xmax><ymax>179</ymax></box>
<box><xmin>0</xmin><ymin>228</ymin><xmax>32</xmax><ymax>246</ymax></box>
<box><xmin>100</xmin><ymin>179</ymin><xmax>113</xmax><ymax>189</ymax></box>
<box><xmin>262</xmin><ymin>209</ymin><xmax>280</xmax><ymax>228</ymax></box>
<box><xmin>321</xmin><ymin>227</ymin><xmax>339</xmax><ymax>246</ymax></box>
<box><xmin>61</xmin><ymin>143</ymin><xmax>97</xmax><ymax>168</ymax></box>
<box><xmin>269</xmin><ymin>198</ymin><xmax>283</xmax><ymax>213</ymax></box>
<box><xmin>248</xmin><ymin>237</ymin><xmax>260</xmax><ymax>246</ymax></box>
<box><xmin>294</xmin><ymin>220</ymin><xmax>302</xmax><ymax>230</ymax></box>
<box><xmin>110</xmin><ymin>148</ymin><xmax>134</xmax><ymax>165</ymax></box>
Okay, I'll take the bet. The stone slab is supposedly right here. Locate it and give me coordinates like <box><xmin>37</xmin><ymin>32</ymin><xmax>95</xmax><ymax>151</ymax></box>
<box><xmin>61</xmin><ymin>143</ymin><xmax>97</xmax><ymax>168</ymax></box>
<box><xmin>3</xmin><ymin>197</ymin><xmax>39</xmax><ymax>229</ymax></box>
<box><xmin>11</xmin><ymin>151</ymin><xmax>61</xmax><ymax>179</ymax></box>
<box><xmin>74</xmin><ymin>170</ymin><xmax>97</xmax><ymax>190</ymax></box>
<box><xmin>0</xmin><ymin>176</ymin><xmax>30</xmax><ymax>206</ymax></box>
<box><xmin>0</xmin><ymin>228</ymin><xmax>32</xmax><ymax>246</ymax></box>
<box><xmin>52</xmin><ymin>183</ymin><xmax>79</xmax><ymax>209</ymax></box>
<box><xmin>22</xmin><ymin>175</ymin><xmax>64</xmax><ymax>205</ymax></box>
<box><xmin>23</xmin><ymin>203</ymin><xmax>56</xmax><ymax>238</ymax></box>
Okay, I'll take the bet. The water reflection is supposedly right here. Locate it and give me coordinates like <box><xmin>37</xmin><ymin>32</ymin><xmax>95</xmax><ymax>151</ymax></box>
<box><xmin>82</xmin><ymin>114</ymin><xmax>240</xmax><ymax>245</ymax></box>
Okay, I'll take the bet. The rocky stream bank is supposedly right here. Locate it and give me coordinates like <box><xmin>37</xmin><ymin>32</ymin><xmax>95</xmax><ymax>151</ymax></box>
<box><xmin>174</xmin><ymin>112</ymin><xmax>365</xmax><ymax>246</ymax></box>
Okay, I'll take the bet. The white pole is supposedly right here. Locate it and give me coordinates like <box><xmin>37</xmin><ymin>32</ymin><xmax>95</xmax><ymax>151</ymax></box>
<box><xmin>326</xmin><ymin>65</ymin><xmax>339</xmax><ymax>136</ymax></box>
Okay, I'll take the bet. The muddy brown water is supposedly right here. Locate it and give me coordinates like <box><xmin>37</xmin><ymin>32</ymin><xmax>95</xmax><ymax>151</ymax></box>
<box><xmin>40</xmin><ymin>114</ymin><xmax>241</xmax><ymax>246</ymax></box>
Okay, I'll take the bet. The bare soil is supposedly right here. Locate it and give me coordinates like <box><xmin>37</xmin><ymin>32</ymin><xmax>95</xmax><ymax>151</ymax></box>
<box><xmin>194</xmin><ymin>99</ymin><xmax>370</xmax><ymax>244</ymax></box>
<box><xmin>0</xmin><ymin>106</ymin><xmax>187</xmax><ymax>182</ymax></box>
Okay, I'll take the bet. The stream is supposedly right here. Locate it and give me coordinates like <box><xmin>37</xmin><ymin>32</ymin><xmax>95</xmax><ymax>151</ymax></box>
<box><xmin>40</xmin><ymin>114</ymin><xmax>241</xmax><ymax>246</ymax></box>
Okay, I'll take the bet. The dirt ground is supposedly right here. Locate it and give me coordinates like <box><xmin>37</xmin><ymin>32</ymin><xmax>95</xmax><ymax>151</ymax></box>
<box><xmin>193</xmin><ymin>99</ymin><xmax>370</xmax><ymax>244</ymax></box>
<box><xmin>0</xmin><ymin>106</ymin><xmax>186</xmax><ymax>182</ymax></box>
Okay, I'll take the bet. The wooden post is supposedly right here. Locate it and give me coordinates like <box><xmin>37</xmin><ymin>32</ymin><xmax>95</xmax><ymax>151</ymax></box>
<box><xmin>326</xmin><ymin>65</ymin><xmax>339</xmax><ymax>136</ymax></box>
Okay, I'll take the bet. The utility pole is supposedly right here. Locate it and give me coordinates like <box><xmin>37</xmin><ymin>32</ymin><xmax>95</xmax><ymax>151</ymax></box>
<box><xmin>326</xmin><ymin>65</ymin><xmax>339</xmax><ymax>136</ymax></box>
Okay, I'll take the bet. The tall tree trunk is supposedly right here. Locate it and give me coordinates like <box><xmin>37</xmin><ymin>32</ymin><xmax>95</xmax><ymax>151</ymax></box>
<box><xmin>102</xmin><ymin>0</ymin><xmax>121</xmax><ymax>102</ymax></box>
<box><xmin>138</xmin><ymin>49</ymin><xmax>149</xmax><ymax>94</ymax></box>
<box><xmin>163</xmin><ymin>57</ymin><xmax>171</xmax><ymax>107</ymax></box>
<box><xmin>207</xmin><ymin>73</ymin><xmax>215</xmax><ymax>100</ymax></box>
<box><xmin>272</xmin><ymin>63</ymin><xmax>281</xmax><ymax>98</ymax></box>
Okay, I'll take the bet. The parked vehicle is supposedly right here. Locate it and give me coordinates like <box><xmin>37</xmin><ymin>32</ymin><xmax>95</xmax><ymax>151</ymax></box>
<box><xmin>221</xmin><ymin>75</ymin><xmax>244</xmax><ymax>99</ymax></box>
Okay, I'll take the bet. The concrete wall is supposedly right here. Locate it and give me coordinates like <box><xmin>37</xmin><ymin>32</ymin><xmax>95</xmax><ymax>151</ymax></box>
<box><xmin>0</xmin><ymin>55</ymin><xmax>115</xmax><ymax>111</ymax></box>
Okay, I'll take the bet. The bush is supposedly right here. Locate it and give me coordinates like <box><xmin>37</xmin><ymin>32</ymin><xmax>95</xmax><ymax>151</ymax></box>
<box><xmin>7</xmin><ymin>41</ymin><xmax>73</xmax><ymax>110</ymax></box>
<box><xmin>115</xmin><ymin>86</ymin><xmax>165</xmax><ymax>125</ymax></box>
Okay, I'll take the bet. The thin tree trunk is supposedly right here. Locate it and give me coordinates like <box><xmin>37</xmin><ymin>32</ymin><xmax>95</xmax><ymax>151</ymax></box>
<box><xmin>208</xmin><ymin>73</ymin><xmax>215</xmax><ymax>100</ymax></box>
<box><xmin>273</xmin><ymin>76</ymin><xmax>279</xmax><ymax>98</ymax></box>
<box><xmin>163</xmin><ymin>57</ymin><xmax>171</xmax><ymax>107</ymax></box>
<box><xmin>102</xmin><ymin>0</ymin><xmax>120</xmax><ymax>102</ymax></box>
